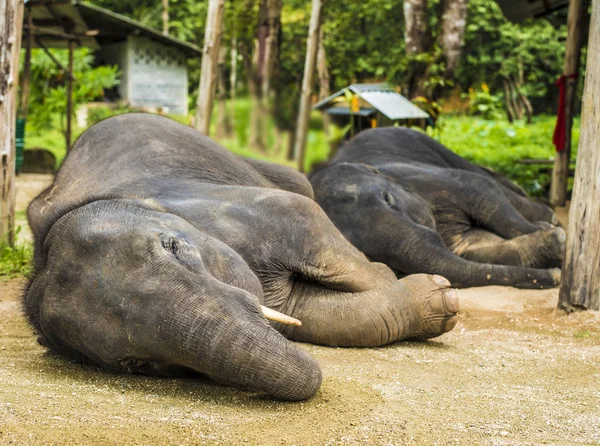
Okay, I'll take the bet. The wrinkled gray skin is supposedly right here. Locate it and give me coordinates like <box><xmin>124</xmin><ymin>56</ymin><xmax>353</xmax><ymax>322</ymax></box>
<box><xmin>24</xmin><ymin>114</ymin><xmax>459</xmax><ymax>401</ymax></box>
<box><xmin>311</xmin><ymin>127</ymin><xmax>564</xmax><ymax>289</ymax></box>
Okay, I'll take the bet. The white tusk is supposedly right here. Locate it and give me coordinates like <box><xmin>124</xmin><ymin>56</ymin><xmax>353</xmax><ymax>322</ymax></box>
<box><xmin>261</xmin><ymin>305</ymin><xmax>302</xmax><ymax>326</ymax></box>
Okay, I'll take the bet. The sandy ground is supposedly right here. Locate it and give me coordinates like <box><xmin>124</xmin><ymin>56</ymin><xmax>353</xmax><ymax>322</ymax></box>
<box><xmin>1</xmin><ymin>175</ymin><xmax>599</xmax><ymax>445</ymax></box>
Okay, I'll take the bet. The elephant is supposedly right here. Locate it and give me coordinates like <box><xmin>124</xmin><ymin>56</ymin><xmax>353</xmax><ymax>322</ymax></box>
<box><xmin>310</xmin><ymin>127</ymin><xmax>565</xmax><ymax>289</ymax></box>
<box><xmin>24</xmin><ymin>114</ymin><xmax>459</xmax><ymax>402</ymax></box>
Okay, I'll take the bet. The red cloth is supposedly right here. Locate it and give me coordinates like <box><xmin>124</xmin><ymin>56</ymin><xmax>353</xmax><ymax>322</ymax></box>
<box><xmin>553</xmin><ymin>73</ymin><xmax>578</xmax><ymax>152</ymax></box>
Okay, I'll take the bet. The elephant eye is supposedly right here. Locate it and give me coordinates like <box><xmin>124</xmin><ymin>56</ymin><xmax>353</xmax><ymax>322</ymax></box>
<box><xmin>160</xmin><ymin>235</ymin><xmax>179</xmax><ymax>255</ymax></box>
<box><xmin>382</xmin><ymin>191</ymin><xmax>395</xmax><ymax>207</ymax></box>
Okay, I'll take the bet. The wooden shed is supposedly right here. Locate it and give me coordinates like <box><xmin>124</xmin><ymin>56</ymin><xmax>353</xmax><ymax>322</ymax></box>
<box><xmin>22</xmin><ymin>0</ymin><xmax>202</xmax><ymax>117</ymax></box>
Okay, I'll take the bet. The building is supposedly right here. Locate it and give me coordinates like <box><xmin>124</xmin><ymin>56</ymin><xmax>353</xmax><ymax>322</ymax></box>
<box><xmin>23</xmin><ymin>0</ymin><xmax>202</xmax><ymax>116</ymax></box>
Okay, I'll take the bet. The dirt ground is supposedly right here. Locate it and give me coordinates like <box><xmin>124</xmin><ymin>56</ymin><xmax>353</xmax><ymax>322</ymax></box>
<box><xmin>1</xmin><ymin>176</ymin><xmax>598</xmax><ymax>445</ymax></box>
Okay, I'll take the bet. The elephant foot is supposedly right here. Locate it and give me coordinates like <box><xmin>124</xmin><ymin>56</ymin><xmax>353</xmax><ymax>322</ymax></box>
<box><xmin>518</xmin><ymin>226</ymin><xmax>566</xmax><ymax>269</ymax></box>
<box><xmin>398</xmin><ymin>274</ymin><xmax>459</xmax><ymax>341</ymax></box>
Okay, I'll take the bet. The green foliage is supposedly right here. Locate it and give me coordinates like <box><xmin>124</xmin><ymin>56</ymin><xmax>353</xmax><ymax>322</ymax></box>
<box><xmin>25</xmin><ymin>48</ymin><xmax>120</xmax><ymax>133</ymax></box>
<box><xmin>457</xmin><ymin>0</ymin><xmax>571</xmax><ymax>113</ymax></box>
<box><xmin>465</xmin><ymin>84</ymin><xmax>506</xmax><ymax>120</ymax></box>
<box><xmin>0</xmin><ymin>227</ymin><xmax>33</xmax><ymax>279</ymax></box>
<box><xmin>433</xmin><ymin>115</ymin><xmax>579</xmax><ymax>196</ymax></box>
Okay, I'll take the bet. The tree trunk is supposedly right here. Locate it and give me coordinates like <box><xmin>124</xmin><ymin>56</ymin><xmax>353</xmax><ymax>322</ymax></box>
<box><xmin>229</xmin><ymin>36</ymin><xmax>237</xmax><ymax>131</ymax></box>
<box><xmin>245</xmin><ymin>42</ymin><xmax>265</xmax><ymax>150</ymax></box>
<box><xmin>215</xmin><ymin>46</ymin><xmax>232</xmax><ymax>138</ymax></box>
<box><xmin>404</xmin><ymin>0</ymin><xmax>430</xmax><ymax>98</ymax></box>
<box><xmin>195</xmin><ymin>0</ymin><xmax>225</xmax><ymax>135</ymax></box>
<box><xmin>317</xmin><ymin>26</ymin><xmax>331</xmax><ymax>136</ymax></box>
<box><xmin>65</xmin><ymin>39</ymin><xmax>74</xmax><ymax>152</ymax></box>
<box><xmin>259</xmin><ymin>0</ymin><xmax>282</xmax><ymax>100</ymax></box>
<box><xmin>294</xmin><ymin>0</ymin><xmax>324</xmax><ymax>172</ymax></box>
<box><xmin>162</xmin><ymin>0</ymin><xmax>169</xmax><ymax>35</ymax></box>
<box><xmin>439</xmin><ymin>0</ymin><xmax>467</xmax><ymax>77</ymax></box>
<box><xmin>503</xmin><ymin>77</ymin><xmax>516</xmax><ymax>123</ymax></box>
<box><xmin>550</xmin><ymin>0</ymin><xmax>586</xmax><ymax>206</ymax></box>
<box><xmin>558</xmin><ymin>0</ymin><xmax>600</xmax><ymax>312</ymax></box>
<box><xmin>512</xmin><ymin>76</ymin><xmax>533</xmax><ymax>124</ymax></box>
<box><xmin>0</xmin><ymin>0</ymin><xmax>24</xmax><ymax>247</ymax></box>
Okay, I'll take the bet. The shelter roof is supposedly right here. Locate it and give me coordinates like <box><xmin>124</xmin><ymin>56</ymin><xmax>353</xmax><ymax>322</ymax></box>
<box><xmin>494</xmin><ymin>0</ymin><xmax>569</xmax><ymax>22</ymax></box>
<box><xmin>314</xmin><ymin>84</ymin><xmax>430</xmax><ymax>120</ymax></box>
<box><xmin>23</xmin><ymin>0</ymin><xmax>202</xmax><ymax>56</ymax></box>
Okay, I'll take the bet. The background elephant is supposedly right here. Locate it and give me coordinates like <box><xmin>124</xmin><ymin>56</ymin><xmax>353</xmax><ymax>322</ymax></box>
<box><xmin>310</xmin><ymin>127</ymin><xmax>564</xmax><ymax>289</ymax></box>
<box><xmin>24</xmin><ymin>114</ymin><xmax>458</xmax><ymax>401</ymax></box>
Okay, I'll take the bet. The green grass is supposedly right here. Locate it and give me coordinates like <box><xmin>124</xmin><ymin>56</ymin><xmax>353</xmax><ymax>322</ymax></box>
<box><xmin>0</xmin><ymin>227</ymin><xmax>33</xmax><ymax>280</ymax></box>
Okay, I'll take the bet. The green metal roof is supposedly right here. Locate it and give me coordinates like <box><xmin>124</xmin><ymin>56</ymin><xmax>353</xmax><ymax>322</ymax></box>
<box><xmin>23</xmin><ymin>0</ymin><xmax>202</xmax><ymax>56</ymax></box>
<box><xmin>314</xmin><ymin>83</ymin><xmax>430</xmax><ymax>121</ymax></box>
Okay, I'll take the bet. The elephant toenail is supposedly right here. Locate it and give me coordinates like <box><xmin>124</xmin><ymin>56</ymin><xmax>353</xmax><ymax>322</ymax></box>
<box><xmin>432</xmin><ymin>275</ymin><xmax>451</xmax><ymax>287</ymax></box>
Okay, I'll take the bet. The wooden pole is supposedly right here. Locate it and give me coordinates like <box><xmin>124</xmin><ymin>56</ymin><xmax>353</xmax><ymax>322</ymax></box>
<box><xmin>19</xmin><ymin>11</ymin><xmax>33</xmax><ymax>120</ymax></box>
<box><xmin>558</xmin><ymin>0</ymin><xmax>600</xmax><ymax>312</ymax></box>
<box><xmin>195</xmin><ymin>0</ymin><xmax>225</xmax><ymax>135</ymax></box>
<box><xmin>550</xmin><ymin>0</ymin><xmax>586</xmax><ymax>207</ymax></box>
<box><xmin>0</xmin><ymin>0</ymin><xmax>25</xmax><ymax>247</ymax></box>
<box><xmin>294</xmin><ymin>0</ymin><xmax>324</xmax><ymax>172</ymax></box>
<box><xmin>66</xmin><ymin>38</ymin><xmax>74</xmax><ymax>151</ymax></box>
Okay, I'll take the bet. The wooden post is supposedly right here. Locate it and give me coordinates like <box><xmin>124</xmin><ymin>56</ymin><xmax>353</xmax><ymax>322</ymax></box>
<box><xmin>294</xmin><ymin>0</ymin><xmax>324</xmax><ymax>172</ymax></box>
<box><xmin>195</xmin><ymin>0</ymin><xmax>225</xmax><ymax>135</ymax></box>
<box><xmin>19</xmin><ymin>11</ymin><xmax>33</xmax><ymax>120</ymax></box>
<box><xmin>558</xmin><ymin>0</ymin><xmax>600</xmax><ymax>312</ymax></box>
<box><xmin>66</xmin><ymin>38</ymin><xmax>74</xmax><ymax>151</ymax></box>
<box><xmin>0</xmin><ymin>0</ymin><xmax>25</xmax><ymax>247</ymax></box>
<box><xmin>550</xmin><ymin>0</ymin><xmax>586</xmax><ymax>207</ymax></box>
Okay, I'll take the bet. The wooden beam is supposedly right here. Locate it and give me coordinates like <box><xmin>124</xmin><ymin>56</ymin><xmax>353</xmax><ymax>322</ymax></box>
<box><xmin>550</xmin><ymin>0</ymin><xmax>586</xmax><ymax>206</ymax></box>
<box><xmin>24</xmin><ymin>24</ymin><xmax>80</xmax><ymax>41</ymax></box>
<box><xmin>558</xmin><ymin>0</ymin><xmax>600</xmax><ymax>311</ymax></box>
<box><xmin>294</xmin><ymin>0</ymin><xmax>324</xmax><ymax>172</ymax></box>
<box><xmin>0</xmin><ymin>0</ymin><xmax>25</xmax><ymax>247</ymax></box>
<box><xmin>66</xmin><ymin>39</ymin><xmax>74</xmax><ymax>152</ymax></box>
<box><xmin>195</xmin><ymin>0</ymin><xmax>225</xmax><ymax>135</ymax></box>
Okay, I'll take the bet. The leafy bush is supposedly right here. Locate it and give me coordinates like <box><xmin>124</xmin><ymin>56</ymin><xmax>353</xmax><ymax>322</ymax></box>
<box><xmin>25</xmin><ymin>48</ymin><xmax>120</xmax><ymax>134</ymax></box>
<box><xmin>465</xmin><ymin>83</ymin><xmax>506</xmax><ymax>120</ymax></box>
<box><xmin>432</xmin><ymin>114</ymin><xmax>579</xmax><ymax>196</ymax></box>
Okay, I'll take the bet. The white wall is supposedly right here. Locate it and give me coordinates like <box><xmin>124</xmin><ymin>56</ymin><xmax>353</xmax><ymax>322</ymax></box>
<box><xmin>126</xmin><ymin>36</ymin><xmax>188</xmax><ymax>116</ymax></box>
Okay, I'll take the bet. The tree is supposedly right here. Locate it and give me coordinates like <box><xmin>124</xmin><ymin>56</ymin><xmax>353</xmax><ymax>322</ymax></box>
<box><xmin>402</xmin><ymin>0</ymin><xmax>468</xmax><ymax>99</ymax></box>
<box><xmin>0</xmin><ymin>0</ymin><xmax>24</xmax><ymax>246</ymax></box>
<box><xmin>558</xmin><ymin>0</ymin><xmax>599</xmax><ymax>312</ymax></box>
<box><xmin>195</xmin><ymin>0</ymin><xmax>225</xmax><ymax>135</ymax></box>
<box><xmin>294</xmin><ymin>0</ymin><xmax>324</xmax><ymax>171</ymax></box>
<box><xmin>162</xmin><ymin>0</ymin><xmax>169</xmax><ymax>35</ymax></box>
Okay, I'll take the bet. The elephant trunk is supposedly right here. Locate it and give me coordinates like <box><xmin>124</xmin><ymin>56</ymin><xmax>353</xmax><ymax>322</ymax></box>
<box><xmin>157</xmin><ymin>287</ymin><xmax>322</xmax><ymax>401</ymax></box>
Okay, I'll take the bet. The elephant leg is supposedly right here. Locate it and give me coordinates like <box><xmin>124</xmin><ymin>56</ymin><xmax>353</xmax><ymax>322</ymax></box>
<box><xmin>450</xmin><ymin>172</ymin><xmax>541</xmax><ymax>239</ymax></box>
<box><xmin>248</xmin><ymin>195</ymin><xmax>459</xmax><ymax>347</ymax></box>
<box><xmin>499</xmin><ymin>186</ymin><xmax>558</xmax><ymax>225</ymax></box>
<box><xmin>450</xmin><ymin>227</ymin><xmax>566</xmax><ymax>269</ymax></box>
<box><xmin>380</xmin><ymin>222</ymin><xmax>560</xmax><ymax>289</ymax></box>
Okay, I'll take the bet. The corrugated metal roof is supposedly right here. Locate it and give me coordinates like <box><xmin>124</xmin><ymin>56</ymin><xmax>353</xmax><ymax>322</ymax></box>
<box><xmin>314</xmin><ymin>83</ymin><xmax>429</xmax><ymax>120</ymax></box>
<box><xmin>495</xmin><ymin>0</ymin><xmax>569</xmax><ymax>22</ymax></box>
<box><xmin>359</xmin><ymin>90</ymin><xmax>429</xmax><ymax>120</ymax></box>
<box><xmin>23</xmin><ymin>0</ymin><xmax>202</xmax><ymax>55</ymax></box>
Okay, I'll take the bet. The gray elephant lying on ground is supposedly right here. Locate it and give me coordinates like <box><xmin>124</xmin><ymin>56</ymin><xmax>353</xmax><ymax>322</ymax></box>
<box><xmin>310</xmin><ymin>127</ymin><xmax>564</xmax><ymax>289</ymax></box>
<box><xmin>24</xmin><ymin>114</ymin><xmax>459</xmax><ymax>401</ymax></box>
